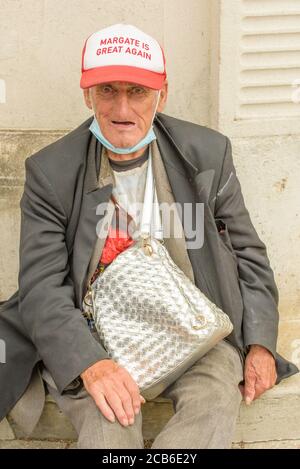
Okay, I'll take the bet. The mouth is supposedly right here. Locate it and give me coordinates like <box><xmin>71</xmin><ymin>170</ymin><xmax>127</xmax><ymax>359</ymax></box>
<box><xmin>111</xmin><ymin>120</ymin><xmax>136</xmax><ymax>129</ymax></box>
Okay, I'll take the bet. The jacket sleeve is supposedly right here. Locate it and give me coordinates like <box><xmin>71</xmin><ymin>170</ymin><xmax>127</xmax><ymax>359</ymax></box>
<box><xmin>214</xmin><ymin>137</ymin><xmax>279</xmax><ymax>357</ymax></box>
<box><xmin>18</xmin><ymin>157</ymin><xmax>109</xmax><ymax>393</ymax></box>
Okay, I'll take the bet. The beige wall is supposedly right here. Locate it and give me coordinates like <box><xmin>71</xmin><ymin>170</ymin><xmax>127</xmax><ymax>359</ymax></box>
<box><xmin>0</xmin><ymin>0</ymin><xmax>299</xmax><ymax>364</ymax></box>
<box><xmin>0</xmin><ymin>0</ymin><xmax>211</xmax><ymax>129</ymax></box>
<box><xmin>213</xmin><ymin>0</ymin><xmax>300</xmax><ymax>365</ymax></box>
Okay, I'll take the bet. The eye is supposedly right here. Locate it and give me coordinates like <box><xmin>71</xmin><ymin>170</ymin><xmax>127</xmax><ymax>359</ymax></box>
<box><xmin>130</xmin><ymin>86</ymin><xmax>146</xmax><ymax>95</ymax></box>
<box><xmin>99</xmin><ymin>85</ymin><xmax>115</xmax><ymax>96</ymax></box>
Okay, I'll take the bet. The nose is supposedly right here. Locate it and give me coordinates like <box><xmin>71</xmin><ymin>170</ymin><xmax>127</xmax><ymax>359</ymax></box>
<box><xmin>113</xmin><ymin>91</ymin><xmax>131</xmax><ymax>119</ymax></box>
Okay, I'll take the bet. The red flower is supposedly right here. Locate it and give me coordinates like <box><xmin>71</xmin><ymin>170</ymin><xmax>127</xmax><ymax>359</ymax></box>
<box><xmin>100</xmin><ymin>227</ymin><xmax>134</xmax><ymax>265</ymax></box>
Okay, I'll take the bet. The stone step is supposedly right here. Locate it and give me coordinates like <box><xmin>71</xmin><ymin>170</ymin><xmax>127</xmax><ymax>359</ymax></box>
<box><xmin>1</xmin><ymin>439</ymin><xmax>300</xmax><ymax>449</ymax></box>
<box><xmin>1</xmin><ymin>374</ymin><xmax>299</xmax><ymax>446</ymax></box>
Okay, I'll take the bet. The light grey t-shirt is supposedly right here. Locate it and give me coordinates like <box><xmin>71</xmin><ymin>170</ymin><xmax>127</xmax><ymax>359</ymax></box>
<box><xmin>108</xmin><ymin>147</ymin><xmax>163</xmax><ymax>240</ymax></box>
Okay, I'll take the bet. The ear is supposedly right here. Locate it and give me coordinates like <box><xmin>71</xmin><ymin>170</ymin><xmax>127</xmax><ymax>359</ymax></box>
<box><xmin>83</xmin><ymin>88</ymin><xmax>92</xmax><ymax>110</ymax></box>
<box><xmin>157</xmin><ymin>80</ymin><xmax>168</xmax><ymax>113</ymax></box>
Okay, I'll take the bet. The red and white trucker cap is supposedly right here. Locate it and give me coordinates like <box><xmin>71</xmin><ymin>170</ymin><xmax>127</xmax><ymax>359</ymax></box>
<box><xmin>80</xmin><ymin>24</ymin><xmax>166</xmax><ymax>90</ymax></box>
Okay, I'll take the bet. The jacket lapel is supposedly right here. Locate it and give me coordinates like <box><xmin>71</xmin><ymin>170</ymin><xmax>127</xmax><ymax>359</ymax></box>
<box><xmin>154</xmin><ymin>117</ymin><xmax>218</xmax><ymax>302</ymax></box>
<box><xmin>71</xmin><ymin>137</ymin><xmax>113</xmax><ymax>306</ymax></box>
<box><xmin>154</xmin><ymin>115</ymin><xmax>215</xmax><ymax>204</ymax></box>
<box><xmin>85</xmin><ymin>147</ymin><xmax>116</xmax><ymax>295</ymax></box>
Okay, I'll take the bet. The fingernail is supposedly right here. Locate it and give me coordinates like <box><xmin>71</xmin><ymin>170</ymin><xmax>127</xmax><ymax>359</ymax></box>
<box><xmin>129</xmin><ymin>417</ymin><xmax>134</xmax><ymax>425</ymax></box>
<box><xmin>134</xmin><ymin>407</ymin><xmax>140</xmax><ymax>415</ymax></box>
<box><xmin>109</xmin><ymin>415</ymin><xmax>115</xmax><ymax>423</ymax></box>
<box><xmin>245</xmin><ymin>396</ymin><xmax>252</xmax><ymax>406</ymax></box>
<box><xmin>123</xmin><ymin>418</ymin><xmax>129</xmax><ymax>426</ymax></box>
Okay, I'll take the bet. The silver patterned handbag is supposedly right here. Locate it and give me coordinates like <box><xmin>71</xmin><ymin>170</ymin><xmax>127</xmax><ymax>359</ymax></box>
<box><xmin>83</xmin><ymin>148</ymin><xmax>233</xmax><ymax>400</ymax></box>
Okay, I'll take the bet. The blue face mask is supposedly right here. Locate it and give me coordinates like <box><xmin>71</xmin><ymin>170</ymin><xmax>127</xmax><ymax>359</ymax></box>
<box><xmin>89</xmin><ymin>118</ymin><xmax>157</xmax><ymax>155</ymax></box>
<box><xmin>89</xmin><ymin>90</ymin><xmax>160</xmax><ymax>155</ymax></box>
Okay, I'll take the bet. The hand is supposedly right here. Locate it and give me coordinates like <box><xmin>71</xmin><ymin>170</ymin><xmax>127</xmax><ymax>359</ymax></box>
<box><xmin>240</xmin><ymin>344</ymin><xmax>277</xmax><ymax>405</ymax></box>
<box><xmin>80</xmin><ymin>359</ymin><xmax>146</xmax><ymax>427</ymax></box>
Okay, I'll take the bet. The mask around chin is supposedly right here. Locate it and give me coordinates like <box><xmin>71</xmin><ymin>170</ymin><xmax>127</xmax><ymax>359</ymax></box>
<box><xmin>89</xmin><ymin>90</ymin><xmax>161</xmax><ymax>155</ymax></box>
<box><xmin>89</xmin><ymin>118</ymin><xmax>156</xmax><ymax>155</ymax></box>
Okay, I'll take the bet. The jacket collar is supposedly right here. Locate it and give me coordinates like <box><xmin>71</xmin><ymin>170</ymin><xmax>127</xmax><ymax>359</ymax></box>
<box><xmin>84</xmin><ymin>137</ymin><xmax>103</xmax><ymax>193</ymax></box>
<box><xmin>84</xmin><ymin>115</ymin><xmax>215</xmax><ymax>203</ymax></box>
<box><xmin>155</xmin><ymin>116</ymin><xmax>215</xmax><ymax>207</ymax></box>
<box><xmin>154</xmin><ymin>114</ymin><xmax>199</xmax><ymax>178</ymax></box>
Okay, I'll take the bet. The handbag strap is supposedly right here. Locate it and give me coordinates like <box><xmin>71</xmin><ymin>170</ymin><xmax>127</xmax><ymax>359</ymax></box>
<box><xmin>140</xmin><ymin>146</ymin><xmax>155</xmax><ymax>237</ymax></box>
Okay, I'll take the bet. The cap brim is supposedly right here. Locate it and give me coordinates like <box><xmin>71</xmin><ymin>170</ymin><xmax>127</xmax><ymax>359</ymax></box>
<box><xmin>80</xmin><ymin>65</ymin><xmax>166</xmax><ymax>90</ymax></box>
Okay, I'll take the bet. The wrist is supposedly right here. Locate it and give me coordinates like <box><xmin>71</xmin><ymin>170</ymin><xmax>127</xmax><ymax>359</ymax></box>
<box><xmin>248</xmin><ymin>344</ymin><xmax>274</xmax><ymax>358</ymax></box>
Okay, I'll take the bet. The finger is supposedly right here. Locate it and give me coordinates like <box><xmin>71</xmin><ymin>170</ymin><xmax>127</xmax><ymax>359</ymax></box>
<box><xmin>122</xmin><ymin>376</ymin><xmax>142</xmax><ymax>415</ymax></box>
<box><xmin>104</xmin><ymin>386</ymin><xmax>130</xmax><ymax>427</ymax></box>
<box><xmin>93</xmin><ymin>392</ymin><xmax>116</xmax><ymax>423</ymax></box>
<box><xmin>253</xmin><ymin>382</ymin><xmax>267</xmax><ymax>400</ymax></box>
<box><xmin>244</xmin><ymin>375</ymin><xmax>256</xmax><ymax>405</ymax></box>
<box><xmin>116</xmin><ymin>385</ymin><xmax>136</xmax><ymax>424</ymax></box>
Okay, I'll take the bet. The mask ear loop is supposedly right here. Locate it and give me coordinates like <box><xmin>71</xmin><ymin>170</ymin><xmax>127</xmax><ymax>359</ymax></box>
<box><xmin>90</xmin><ymin>90</ymin><xmax>100</xmax><ymax>124</ymax></box>
<box><xmin>150</xmin><ymin>90</ymin><xmax>161</xmax><ymax>127</ymax></box>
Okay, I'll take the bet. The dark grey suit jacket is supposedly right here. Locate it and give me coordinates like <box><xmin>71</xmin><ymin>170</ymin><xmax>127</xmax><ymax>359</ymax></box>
<box><xmin>0</xmin><ymin>113</ymin><xmax>298</xmax><ymax>421</ymax></box>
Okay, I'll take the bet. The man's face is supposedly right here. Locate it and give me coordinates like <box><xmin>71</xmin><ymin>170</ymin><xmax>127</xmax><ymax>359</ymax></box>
<box><xmin>84</xmin><ymin>81</ymin><xmax>168</xmax><ymax>149</ymax></box>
